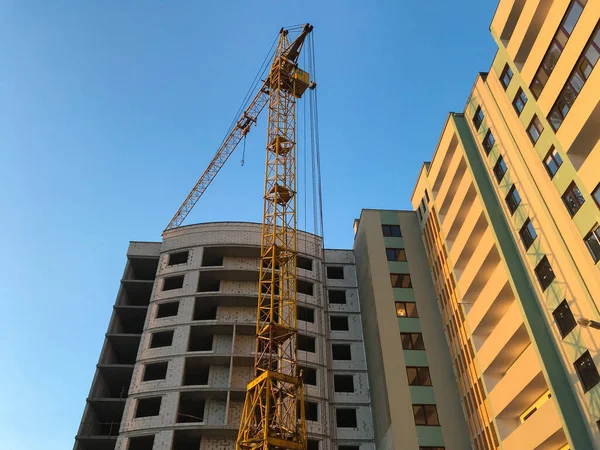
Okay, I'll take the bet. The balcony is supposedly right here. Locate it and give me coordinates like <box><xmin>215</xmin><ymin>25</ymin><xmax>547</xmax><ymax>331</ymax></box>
<box><xmin>501</xmin><ymin>398</ymin><xmax>565</xmax><ymax>449</ymax></box>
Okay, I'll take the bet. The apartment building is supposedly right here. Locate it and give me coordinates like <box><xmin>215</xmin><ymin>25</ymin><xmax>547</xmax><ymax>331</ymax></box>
<box><xmin>74</xmin><ymin>222</ymin><xmax>376</xmax><ymax>450</ymax></box>
<box><xmin>410</xmin><ymin>1</ymin><xmax>600</xmax><ymax>448</ymax></box>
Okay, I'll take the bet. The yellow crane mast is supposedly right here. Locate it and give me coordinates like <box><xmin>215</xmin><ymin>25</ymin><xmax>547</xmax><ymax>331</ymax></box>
<box><xmin>164</xmin><ymin>24</ymin><xmax>314</xmax><ymax>450</ymax></box>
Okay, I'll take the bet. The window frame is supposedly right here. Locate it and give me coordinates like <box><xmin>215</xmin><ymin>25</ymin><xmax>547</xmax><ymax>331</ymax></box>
<box><xmin>526</xmin><ymin>116</ymin><xmax>544</xmax><ymax>144</ymax></box>
<box><xmin>473</xmin><ymin>106</ymin><xmax>484</xmax><ymax>130</ymax></box>
<box><xmin>512</xmin><ymin>88</ymin><xmax>528</xmax><ymax>115</ymax></box>
<box><xmin>395</xmin><ymin>301</ymin><xmax>419</xmax><ymax>318</ymax></box>
<box><xmin>500</xmin><ymin>64</ymin><xmax>513</xmax><ymax>90</ymax></box>
<box><xmin>382</xmin><ymin>224</ymin><xmax>402</xmax><ymax>237</ymax></box>
<box><xmin>505</xmin><ymin>185</ymin><xmax>522</xmax><ymax>215</ymax></box>
<box><xmin>390</xmin><ymin>273</ymin><xmax>413</xmax><ymax>288</ymax></box>
<box><xmin>562</xmin><ymin>182</ymin><xmax>585</xmax><ymax>217</ymax></box>
<box><xmin>552</xmin><ymin>299</ymin><xmax>577</xmax><ymax>338</ymax></box>
<box><xmin>401</xmin><ymin>332</ymin><xmax>425</xmax><ymax>350</ymax></box>
<box><xmin>543</xmin><ymin>146</ymin><xmax>563</xmax><ymax>179</ymax></box>
<box><xmin>406</xmin><ymin>366</ymin><xmax>432</xmax><ymax>386</ymax></box>
<box><xmin>574</xmin><ymin>350</ymin><xmax>600</xmax><ymax>393</ymax></box>
<box><xmin>534</xmin><ymin>256</ymin><xmax>556</xmax><ymax>291</ymax></box>
<box><xmin>482</xmin><ymin>129</ymin><xmax>495</xmax><ymax>155</ymax></box>
<box><xmin>412</xmin><ymin>404</ymin><xmax>440</xmax><ymax>426</ymax></box>
<box><xmin>583</xmin><ymin>224</ymin><xmax>600</xmax><ymax>263</ymax></box>
<box><xmin>593</xmin><ymin>183</ymin><xmax>600</xmax><ymax>208</ymax></box>
<box><xmin>386</xmin><ymin>247</ymin><xmax>407</xmax><ymax>262</ymax></box>
<box><xmin>519</xmin><ymin>218</ymin><xmax>538</xmax><ymax>250</ymax></box>
<box><xmin>493</xmin><ymin>156</ymin><xmax>508</xmax><ymax>183</ymax></box>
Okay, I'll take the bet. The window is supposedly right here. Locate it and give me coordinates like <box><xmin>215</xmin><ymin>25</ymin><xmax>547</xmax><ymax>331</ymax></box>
<box><xmin>297</xmin><ymin>255</ymin><xmax>313</xmax><ymax>271</ymax></box>
<box><xmin>188</xmin><ymin>328</ymin><xmax>213</xmax><ymax>351</ymax></box>
<box><xmin>336</xmin><ymin>408</ymin><xmax>358</xmax><ymax>428</ymax></box>
<box><xmin>167</xmin><ymin>250</ymin><xmax>189</xmax><ymax>266</ymax></box>
<box><xmin>505</xmin><ymin>186</ymin><xmax>522</xmax><ymax>215</ymax></box>
<box><xmin>407</xmin><ymin>367</ymin><xmax>432</xmax><ymax>386</ymax></box>
<box><xmin>390</xmin><ymin>273</ymin><xmax>412</xmax><ymax>288</ymax></box>
<box><xmin>177</xmin><ymin>393</ymin><xmax>205</xmax><ymax>423</ymax></box>
<box><xmin>298</xmin><ymin>334</ymin><xmax>316</xmax><ymax>353</ymax></box>
<box><xmin>327</xmin><ymin>266</ymin><xmax>344</xmax><ymax>279</ymax></box>
<box><xmin>300</xmin><ymin>366</ymin><xmax>317</xmax><ymax>386</ymax></box>
<box><xmin>574</xmin><ymin>350</ymin><xmax>600</xmax><ymax>392</ymax></box>
<box><xmin>395</xmin><ymin>301</ymin><xmax>418</xmax><ymax>318</ymax></box>
<box><xmin>334</xmin><ymin>374</ymin><xmax>355</xmax><ymax>393</ymax></box>
<box><xmin>297</xmin><ymin>280</ymin><xmax>314</xmax><ymax>296</ymax></box>
<box><xmin>519</xmin><ymin>219</ymin><xmax>537</xmax><ymax>250</ymax></box>
<box><xmin>512</xmin><ymin>88</ymin><xmax>528</xmax><ymax>115</ymax></box>
<box><xmin>135</xmin><ymin>397</ymin><xmax>162</xmax><ymax>418</ymax></box>
<box><xmin>548</xmin><ymin>25</ymin><xmax>599</xmax><ymax>131</ymax></box>
<box><xmin>500</xmin><ymin>64</ymin><xmax>513</xmax><ymax>89</ymax></box>
<box><xmin>156</xmin><ymin>301</ymin><xmax>179</xmax><ymax>318</ymax></box>
<box><xmin>562</xmin><ymin>182</ymin><xmax>585</xmax><ymax>216</ymax></box>
<box><xmin>412</xmin><ymin>404</ymin><xmax>440</xmax><ymax>426</ymax></box>
<box><xmin>183</xmin><ymin>358</ymin><xmax>209</xmax><ymax>385</ymax></box>
<box><xmin>529</xmin><ymin>0</ymin><xmax>587</xmax><ymax>98</ymax></box>
<box><xmin>307</xmin><ymin>440</ymin><xmax>320</xmax><ymax>450</ymax></box>
<box><xmin>332</xmin><ymin>344</ymin><xmax>352</xmax><ymax>360</ymax></box>
<box><xmin>306</xmin><ymin>440</ymin><xmax>321</xmax><ymax>450</ymax></box>
<box><xmin>386</xmin><ymin>248</ymin><xmax>407</xmax><ymax>261</ymax></box>
<box><xmin>330</xmin><ymin>316</ymin><xmax>350</xmax><ymax>331</ymax></box>
<box><xmin>298</xmin><ymin>306</ymin><xmax>315</xmax><ymax>323</ymax></box>
<box><xmin>128</xmin><ymin>435</ymin><xmax>155</xmax><ymax>450</ymax></box>
<box><xmin>382</xmin><ymin>224</ymin><xmax>402</xmax><ymax>237</ymax></box>
<box><xmin>143</xmin><ymin>362</ymin><xmax>168</xmax><ymax>381</ymax></box>
<box><xmin>526</xmin><ymin>116</ymin><xmax>544</xmax><ymax>144</ymax></box>
<box><xmin>593</xmin><ymin>183</ymin><xmax>600</xmax><ymax>207</ymax></box>
<box><xmin>150</xmin><ymin>330</ymin><xmax>174</xmax><ymax>348</ymax></box>
<box><xmin>401</xmin><ymin>332</ymin><xmax>425</xmax><ymax>350</ymax></box>
<box><xmin>552</xmin><ymin>300</ymin><xmax>577</xmax><ymax>338</ymax></box>
<box><xmin>584</xmin><ymin>225</ymin><xmax>600</xmax><ymax>262</ymax></box>
<box><xmin>482</xmin><ymin>129</ymin><xmax>495</xmax><ymax>154</ymax></box>
<box><xmin>472</xmin><ymin>106</ymin><xmax>484</xmax><ymax>129</ymax></box>
<box><xmin>328</xmin><ymin>290</ymin><xmax>347</xmax><ymax>304</ymax></box>
<box><xmin>304</xmin><ymin>401</ymin><xmax>319</xmax><ymax>421</ymax></box>
<box><xmin>534</xmin><ymin>256</ymin><xmax>556</xmax><ymax>291</ymax></box>
<box><xmin>197</xmin><ymin>277</ymin><xmax>220</xmax><ymax>292</ymax></box>
<box><xmin>543</xmin><ymin>146</ymin><xmax>563</xmax><ymax>178</ymax></box>
<box><xmin>493</xmin><ymin>156</ymin><xmax>507</xmax><ymax>183</ymax></box>
<box><xmin>193</xmin><ymin>299</ymin><xmax>217</xmax><ymax>320</ymax></box>
<box><xmin>163</xmin><ymin>275</ymin><xmax>184</xmax><ymax>291</ymax></box>
<box><xmin>425</xmin><ymin>190</ymin><xmax>430</xmax><ymax>203</ymax></box>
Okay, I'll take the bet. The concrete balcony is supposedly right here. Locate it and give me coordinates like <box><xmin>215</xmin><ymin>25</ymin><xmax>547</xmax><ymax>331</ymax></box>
<box><xmin>456</xmin><ymin>228</ymin><xmax>495</xmax><ymax>295</ymax></box>
<box><xmin>436</xmin><ymin>151</ymin><xmax>466</xmax><ymax>219</ymax></box>
<box><xmin>501</xmin><ymin>397</ymin><xmax>565</xmax><ymax>449</ymax></box>
<box><xmin>430</xmin><ymin>133</ymin><xmax>459</xmax><ymax>197</ymax></box>
<box><xmin>478</xmin><ymin>301</ymin><xmax>529</xmax><ymax>374</ymax></box>
<box><xmin>467</xmin><ymin>264</ymin><xmax>511</xmax><ymax>338</ymax></box>
<box><xmin>451</xmin><ymin>213</ymin><xmax>488</xmax><ymax>280</ymax></box>
<box><xmin>441</xmin><ymin>172</ymin><xmax>474</xmax><ymax>237</ymax></box>
<box><xmin>505</xmin><ymin>0</ymin><xmax>553</xmax><ymax>69</ymax></box>
<box><xmin>448</xmin><ymin>200</ymin><xmax>483</xmax><ymax>257</ymax></box>
<box><xmin>488</xmin><ymin>344</ymin><xmax>546</xmax><ymax>418</ymax></box>
<box><xmin>491</xmin><ymin>0</ymin><xmax>526</xmax><ymax>44</ymax></box>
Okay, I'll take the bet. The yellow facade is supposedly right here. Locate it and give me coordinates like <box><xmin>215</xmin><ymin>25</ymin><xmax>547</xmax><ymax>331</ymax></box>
<box><xmin>412</xmin><ymin>0</ymin><xmax>600</xmax><ymax>448</ymax></box>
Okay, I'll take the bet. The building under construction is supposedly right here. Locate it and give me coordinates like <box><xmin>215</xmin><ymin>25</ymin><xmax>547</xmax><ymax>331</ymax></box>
<box><xmin>74</xmin><ymin>0</ymin><xmax>600</xmax><ymax>448</ymax></box>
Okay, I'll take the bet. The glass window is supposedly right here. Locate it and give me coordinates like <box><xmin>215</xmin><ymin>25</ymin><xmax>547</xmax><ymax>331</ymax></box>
<box><xmin>505</xmin><ymin>186</ymin><xmax>522</xmax><ymax>215</ymax></box>
<box><xmin>473</xmin><ymin>106</ymin><xmax>484</xmax><ymax>129</ymax></box>
<box><xmin>593</xmin><ymin>184</ymin><xmax>600</xmax><ymax>207</ymax></box>
<box><xmin>552</xmin><ymin>299</ymin><xmax>577</xmax><ymax>338</ymax></box>
<box><xmin>527</xmin><ymin>116</ymin><xmax>544</xmax><ymax>144</ymax></box>
<box><xmin>401</xmin><ymin>332</ymin><xmax>425</xmax><ymax>350</ymax></box>
<box><xmin>391</xmin><ymin>273</ymin><xmax>412</xmax><ymax>288</ymax></box>
<box><xmin>407</xmin><ymin>367</ymin><xmax>432</xmax><ymax>386</ymax></box>
<box><xmin>574</xmin><ymin>350</ymin><xmax>600</xmax><ymax>393</ymax></box>
<box><xmin>382</xmin><ymin>224</ymin><xmax>402</xmax><ymax>237</ymax></box>
<box><xmin>562</xmin><ymin>182</ymin><xmax>585</xmax><ymax>216</ymax></box>
<box><xmin>493</xmin><ymin>156</ymin><xmax>508</xmax><ymax>183</ymax></box>
<box><xmin>584</xmin><ymin>225</ymin><xmax>600</xmax><ymax>263</ymax></box>
<box><xmin>512</xmin><ymin>88</ymin><xmax>528</xmax><ymax>115</ymax></box>
<box><xmin>386</xmin><ymin>248</ymin><xmax>407</xmax><ymax>261</ymax></box>
<box><xmin>412</xmin><ymin>404</ymin><xmax>440</xmax><ymax>426</ymax></box>
<box><xmin>561</xmin><ymin>0</ymin><xmax>585</xmax><ymax>37</ymax></box>
<box><xmin>483</xmin><ymin>130</ymin><xmax>495</xmax><ymax>154</ymax></box>
<box><xmin>500</xmin><ymin>64</ymin><xmax>513</xmax><ymax>89</ymax></box>
<box><xmin>395</xmin><ymin>301</ymin><xmax>418</xmax><ymax>318</ymax></box>
<box><xmin>534</xmin><ymin>256</ymin><xmax>556</xmax><ymax>291</ymax></box>
<box><xmin>519</xmin><ymin>218</ymin><xmax>538</xmax><ymax>250</ymax></box>
<box><xmin>543</xmin><ymin>146</ymin><xmax>563</xmax><ymax>178</ymax></box>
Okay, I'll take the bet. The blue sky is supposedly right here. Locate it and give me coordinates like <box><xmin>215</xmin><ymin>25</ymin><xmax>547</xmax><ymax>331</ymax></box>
<box><xmin>0</xmin><ymin>1</ymin><xmax>496</xmax><ymax>448</ymax></box>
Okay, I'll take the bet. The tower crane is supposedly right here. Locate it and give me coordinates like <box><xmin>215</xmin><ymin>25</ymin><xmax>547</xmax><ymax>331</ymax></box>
<box><xmin>164</xmin><ymin>24</ymin><xmax>315</xmax><ymax>450</ymax></box>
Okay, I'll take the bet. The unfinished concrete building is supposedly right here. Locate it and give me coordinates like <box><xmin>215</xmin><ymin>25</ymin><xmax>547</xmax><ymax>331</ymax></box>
<box><xmin>74</xmin><ymin>222</ymin><xmax>376</xmax><ymax>450</ymax></box>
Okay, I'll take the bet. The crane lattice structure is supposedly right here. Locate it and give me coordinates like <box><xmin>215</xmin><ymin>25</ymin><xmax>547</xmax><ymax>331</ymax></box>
<box><xmin>164</xmin><ymin>24</ymin><xmax>315</xmax><ymax>450</ymax></box>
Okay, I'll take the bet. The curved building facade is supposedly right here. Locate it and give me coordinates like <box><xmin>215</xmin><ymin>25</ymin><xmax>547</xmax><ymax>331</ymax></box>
<box><xmin>75</xmin><ymin>222</ymin><xmax>376</xmax><ymax>450</ymax></box>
